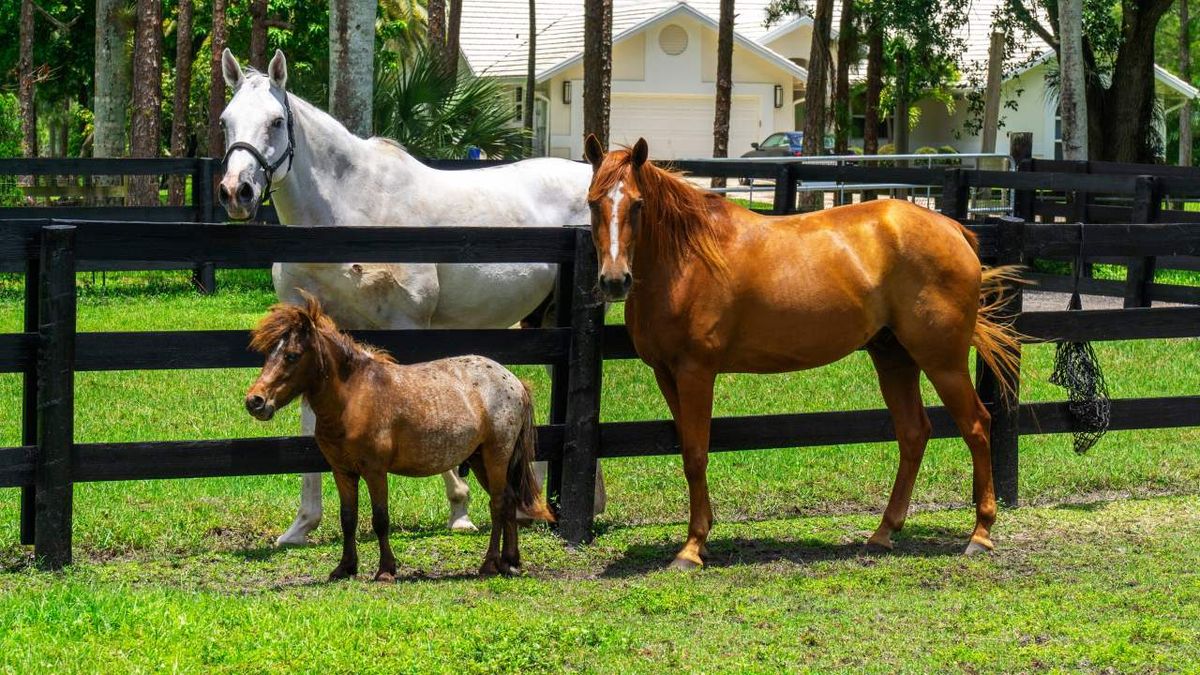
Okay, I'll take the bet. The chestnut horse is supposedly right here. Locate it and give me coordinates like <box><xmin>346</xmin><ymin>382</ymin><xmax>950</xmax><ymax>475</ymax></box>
<box><xmin>584</xmin><ymin>136</ymin><xmax>1021</xmax><ymax>570</ymax></box>
<box><xmin>245</xmin><ymin>295</ymin><xmax>553</xmax><ymax>580</ymax></box>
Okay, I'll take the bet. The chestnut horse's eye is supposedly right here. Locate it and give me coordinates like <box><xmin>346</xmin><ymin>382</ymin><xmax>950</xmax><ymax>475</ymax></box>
<box><xmin>284</xmin><ymin>352</ymin><xmax>300</xmax><ymax>364</ymax></box>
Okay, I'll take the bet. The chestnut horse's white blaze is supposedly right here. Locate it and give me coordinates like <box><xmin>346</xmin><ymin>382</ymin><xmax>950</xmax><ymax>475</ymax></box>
<box><xmin>218</xmin><ymin>49</ymin><xmax>605</xmax><ymax>545</ymax></box>
<box><xmin>607</xmin><ymin>181</ymin><xmax>624</xmax><ymax>263</ymax></box>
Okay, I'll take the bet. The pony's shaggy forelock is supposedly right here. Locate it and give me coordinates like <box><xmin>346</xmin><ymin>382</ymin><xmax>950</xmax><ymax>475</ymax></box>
<box><xmin>250</xmin><ymin>292</ymin><xmax>394</xmax><ymax>375</ymax></box>
<box><xmin>589</xmin><ymin>148</ymin><xmax>728</xmax><ymax>276</ymax></box>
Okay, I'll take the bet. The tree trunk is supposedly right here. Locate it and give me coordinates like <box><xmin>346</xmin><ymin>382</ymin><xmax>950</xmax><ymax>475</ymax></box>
<box><xmin>95</xmin><ymin>0</ymin><xmax>131</xmax><ymax>163</ymax></box>
<box><xmin>250</xmin><ymin>0</ymin><xmax>269</xmax><ymax>71</ymax></box>
<box><xmin>893</xmin><ymin>50</ymin><xmax>910</xmax><ymax>155</ymax></box>
<box><xmin>802</xmin><ymin>0</ymin><xmax>833</xmax><ymax>158</ymax></box>
<box><xmin>428</xmin><ymin>0</ymin><xmax>446</xmax><ymax>58</ymax></box>
<box><xmin>207</xmin><ymin>0</ymin><xmax>228</xmax><ymax>159</ymax></box>
<box><xmin>19</xmin><ymin>0</ymin><xmax>37</xmax><ymax>164</ymax></box>
<box><xmin>1097</xmin><ymin>0</ymin><xmax>1174</xmax><ymax>162</ymax></box>
<box><xmin>1180</xmin><ymin>0</ymin><xmax>1192</xmax><ymax>166</ymax></box>
<box><xmin>445</xmin><ymin>0</ymin><xmax>463</xmax><ymax>81</ymax></box>
<box><xmin>832</xmin><ymin>0</ymin><xmax>854</xmax><ymax>156</ymax></box>
<box><xmin>329</xmin><ymin>0</ymin><xmax>377</xmax><ymax>137</ymax></box>
<box><xmin>524</xmin><ymin>0</ymin><xmax>537</xmax><ymax>156</ymax></box>
<box><xmin>583</xmin><ymin>0</ymin><xmax>612</xmax><ymax>148</ymax></box>
<box><xmin>130</xmin><ymin>0</ymin><xmax>163</xmax><ymax>206</ymax></box>
<box><xmin>169</xmin><ymin>0</ymin><xmax>194</xmax><ymax>206</ymax></box>
<box><xmin>711</xmin><ymin>0</ymin><xmax>734</xmax><ymax>187</ymax></box>
<box><xmin>1058</xmin><ymin>0</ymin><xmax>1088</xmax><ymax>160</ymax></box>
<box><xmin>863</xmin><ymin>15</ymin><xmax>882</xmax><ymax>156</ymax></box>
<box><xmin>981</xmin><ymin>31</ymin><xmax>1005</xmax><ymax>154</ymax></box>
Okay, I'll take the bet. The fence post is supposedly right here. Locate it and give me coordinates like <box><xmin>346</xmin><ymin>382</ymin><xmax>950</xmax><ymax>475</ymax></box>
<box><xmin>192</xmin><ymin>158</ymin><xmax>217</xmax><ymax>294</ymax></box>
<box><xmin>558</xmin><ymin>228</ymin><xmax>604</xmax><ymax>545</ymax></box>
<box><xmin>772</xmin><ymin>163</ymin><xmax>796</xmax><ymax>215</ymax></box>
<box><xmin>977</xmin><ymin>215</ymin><xmax>1024</xmax><ymax>506</ymax></box>
<box><xmin>1123</xmin><ymin>175</ymin><xmax>1160</xmax><ymax>308</ymax></box>
<box><xmin>35</xmin><ymin>225</ymin><xmax>76</xmax><ymax>569</ymax></box>
<box><xmin>940</xmin><ymin>167</ymin><xmax>969</xmax><ymax>220</ymax></box>
<box><xmin>545</xmin><ymin>251</ymin><xmax>576</xmax><ymax>516</ymax></box>
<box><xmin>19</xmin><ymin>258</ymin><xmax>40</xmax><ymax>545</ymax></box>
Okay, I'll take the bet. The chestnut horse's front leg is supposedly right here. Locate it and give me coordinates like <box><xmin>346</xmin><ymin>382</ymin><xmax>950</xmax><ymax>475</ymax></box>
<box><xmin>329</xmin><ymin>469</ymin><xmax>360</xmax><ymax>580</ymax></box>
<box><xmin>664</xmin><ymin>366</ymin><xmax>716</xmax><ymax>571</ymax></box>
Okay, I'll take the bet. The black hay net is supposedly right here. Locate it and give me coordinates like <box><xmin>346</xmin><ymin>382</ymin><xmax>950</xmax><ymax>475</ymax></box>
<box><xmin>1049</xmin><ymin>224</ymin><xmax>1111</xmax><ymax>454</ymax></box>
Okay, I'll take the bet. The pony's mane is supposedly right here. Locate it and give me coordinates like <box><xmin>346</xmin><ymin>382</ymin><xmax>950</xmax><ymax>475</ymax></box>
<box><xmin>589</xmin><ymin>148</ymin><xmax>728</xmax><ymax>275</ymax></box>
<box><xmin>250</xmin><ymin>294</ymin><xmax>395</xmax><ymax>374</ymax></box>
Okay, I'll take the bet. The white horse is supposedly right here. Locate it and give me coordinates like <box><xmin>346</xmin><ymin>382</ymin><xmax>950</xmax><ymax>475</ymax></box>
<box><xmin>217</xmin><ymin>49</ymin><xmax>605</xmax><ymax>545</ymax></box>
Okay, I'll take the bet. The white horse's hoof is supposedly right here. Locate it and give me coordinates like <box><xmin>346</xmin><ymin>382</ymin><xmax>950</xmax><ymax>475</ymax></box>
<box><xmin>449</xmin><ymin>516</ymin><xmax>478</xmax><ymax>533</ymax></box>
<box><xmin>275</xmin><ymin>515</ymin><xmax>319</xmax><ymax>547</ymax></box>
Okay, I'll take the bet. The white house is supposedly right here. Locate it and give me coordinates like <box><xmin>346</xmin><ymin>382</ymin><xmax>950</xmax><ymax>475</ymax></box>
<box><xmin>460</xmin><ymin>0</ymin><xmax>1198</xmax><ymax>161</ymax></box>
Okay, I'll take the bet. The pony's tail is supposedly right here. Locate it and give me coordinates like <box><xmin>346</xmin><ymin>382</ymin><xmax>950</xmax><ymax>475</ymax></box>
<box><xmin>973</xmin><ymin>265</ymin><xmax>1026</xmax><ymax>400</ymax></box>
<box><xmin>506</xmin><ymin>382</ymin><xmax>555</xmax><ymax>523</ymax></box>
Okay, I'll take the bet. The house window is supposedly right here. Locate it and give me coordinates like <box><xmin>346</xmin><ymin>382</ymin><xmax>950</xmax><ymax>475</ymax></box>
<box><xmin>1054</xmin><ymin>114</ymin><xmax>1063</xmax><ymax>160</ymax></box>
<box><xmin>659</xmin><ymin>25</ymin><xmax>688</xmax><ymax>55</ymax></box>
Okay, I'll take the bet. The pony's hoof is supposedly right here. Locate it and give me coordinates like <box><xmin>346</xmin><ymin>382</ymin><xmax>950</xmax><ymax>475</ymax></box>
<box><xmin>374</xmin><ymin>570</ymin><xmax>396</xmax><ymax>583</ymax></box>
<box><xmin>479</xmin><ymin>559</ymin><xmax>501</xmax><ymax>577</ymax></box>
<box><xmin>328</xmin><ymin>565</ymin><xmax>357</xmax><ymax>581</ymax></box>
<box><xmin>964</xmin><ymin>538</ymin><xmax>994</xmax><ymax>556</ymax></box>
<box><xmin>449</xmin><ymin>516</ymin><xmax>479</xmax><ymax>533</ymax></box>
<box><xmin>667</xmin><ymin>556</ymin><xmax>703</xmax><ymax>571</ymax></box>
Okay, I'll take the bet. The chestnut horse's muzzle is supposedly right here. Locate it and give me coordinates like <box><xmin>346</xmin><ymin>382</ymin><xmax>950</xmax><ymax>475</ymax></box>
<box><xmin>599</xmin><ymin>272</ymin><xmax>632</xmax><ymax>301</ymax></box>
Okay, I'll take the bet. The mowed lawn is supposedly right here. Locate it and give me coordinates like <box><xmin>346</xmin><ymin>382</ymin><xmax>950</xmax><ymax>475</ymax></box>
<box><xmin>0</xmin><ymin>269</ymin><xmax>1198</xmax><ymax>672</ymax></box>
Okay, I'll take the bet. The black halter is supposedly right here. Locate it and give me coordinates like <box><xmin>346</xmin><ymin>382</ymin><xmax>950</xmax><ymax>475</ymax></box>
<box><xmin>222</xmin><ymin>90</ymin><xmax>296</xmax><ymax>203</ymax></box>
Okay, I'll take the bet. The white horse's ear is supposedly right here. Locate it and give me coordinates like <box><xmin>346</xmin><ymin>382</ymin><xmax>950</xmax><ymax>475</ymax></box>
<box><xmin>268</xmin><ymin>49</ymin><xmax>288</xmax><ymax>90</ymax></box>
<box><xmin>221</xmin><ymin>48</ymin><xmax>244</xmax><ymax>90</ymax></box>
<box><xmin>583</xmin><ymin>134</ymin><xmax>605</xmax><ymax>171</ymax></box>
<box><xmin>631</xmin><ymin>138</ymin><xmax>649</xmax><ymax>170</ymax></box>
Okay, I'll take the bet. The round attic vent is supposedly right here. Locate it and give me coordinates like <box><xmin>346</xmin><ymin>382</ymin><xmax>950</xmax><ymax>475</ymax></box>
<box><xmin>659</xmin><ymin>24</ymin><xmax>689</xmax><ymax>55</ymax></box>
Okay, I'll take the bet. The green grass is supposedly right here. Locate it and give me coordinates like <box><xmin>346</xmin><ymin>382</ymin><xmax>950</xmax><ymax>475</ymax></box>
<box><xmin>0</xmin><ymin>270</ymin><xmax>1198</xmax><ymax>671</ymax></box>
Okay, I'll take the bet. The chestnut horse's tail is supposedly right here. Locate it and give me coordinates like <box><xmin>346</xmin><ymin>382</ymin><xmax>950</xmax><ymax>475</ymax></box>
<box><xmin>973</xmin><ymin>265</ymin><xmax>1025</xmax><ymax>400</ymax></box>
<box><xmin>507</xmin><ymin>382</ymin><xmax>555</xmax><ymax>523</ymax></box>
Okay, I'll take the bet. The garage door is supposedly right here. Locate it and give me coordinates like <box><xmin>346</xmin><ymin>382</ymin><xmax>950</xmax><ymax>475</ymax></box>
<box><xmin>609</xmin><ymin>94</ymin><xmax>762</xmax><ymax>160</ymax></box>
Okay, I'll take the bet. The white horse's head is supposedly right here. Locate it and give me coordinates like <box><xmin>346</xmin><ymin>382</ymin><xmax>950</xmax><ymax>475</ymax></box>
<box><xmin>218</xmin><ymin>48</ymin><xmax>294</xmax><ymax>220</ymax></box>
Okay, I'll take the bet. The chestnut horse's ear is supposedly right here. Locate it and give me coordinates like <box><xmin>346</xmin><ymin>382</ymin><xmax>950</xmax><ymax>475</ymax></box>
<box><xmin>631</xmin><ymin>138</ymin><xmax>649</xmax><ymax>171</ymax></box>
<box><xmin>583</xmin><ymin>134</ymin><xmax>605</xmax><ymax>170</ymax></box>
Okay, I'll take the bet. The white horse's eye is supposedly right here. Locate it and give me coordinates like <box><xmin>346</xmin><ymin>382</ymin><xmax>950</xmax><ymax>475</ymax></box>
<box><xmin>271</xmin><ymin>118</ymin><xmax>283</xmax><ymax>129</ymax></box>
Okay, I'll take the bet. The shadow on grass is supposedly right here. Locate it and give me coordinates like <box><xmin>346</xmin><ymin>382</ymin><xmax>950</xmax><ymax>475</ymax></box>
<box><xmin>600</xmin><ymin>523</ymin><xmax>968</xmax><ymax>577</ymax></box>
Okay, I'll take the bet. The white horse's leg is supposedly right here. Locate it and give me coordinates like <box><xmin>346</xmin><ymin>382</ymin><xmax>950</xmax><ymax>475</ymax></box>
<box><xmin>443</xmin><ymin>469</ymin><xmax>478</xmax><ymax>532</ymax></box>
<box><xmin>276</xmin><ymin>401</ymin><xmax>323</xmax><ymax>546</ymax></box>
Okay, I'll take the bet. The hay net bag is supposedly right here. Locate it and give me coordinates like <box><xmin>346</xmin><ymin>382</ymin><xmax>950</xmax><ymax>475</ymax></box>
<box><xmin>1048</xmin><ymin>223</ymin><xmax>1111</xmax><ymax>454</ymax></box>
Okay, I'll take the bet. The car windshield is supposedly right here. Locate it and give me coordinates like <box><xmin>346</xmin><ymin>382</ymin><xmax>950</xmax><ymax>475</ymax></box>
<box><xmin>760</xmin><ymin>134</ymin><xmax>788</xmax><ymax>148</ymax></box>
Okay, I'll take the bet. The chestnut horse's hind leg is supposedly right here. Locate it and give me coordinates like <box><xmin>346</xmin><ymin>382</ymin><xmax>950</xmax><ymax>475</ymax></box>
<box><xmin>865</xmin><ymin>344</ymin><xmax>932</xmax><ymax>552</ymax></box>
<box><xmin>925</xmin><ymin>368</ymin><xmax>997</xmax><ymax>555</ymax></box>
<box><xmin>665</xmin><ymin>367</ymin><xmax>716</xmax><ymax>571</ymax></box>
<box><xmin>363</xmin><ymin>473</ymin><xmax>397</xmax><ymax>582</ymax></box>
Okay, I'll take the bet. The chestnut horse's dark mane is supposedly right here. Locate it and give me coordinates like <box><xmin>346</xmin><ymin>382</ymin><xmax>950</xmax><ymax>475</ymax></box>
<box><xmin>250</xmin><ymin>294</ymin><xmax>395</xmax><ymax>373</ymax></box>
<box><xmin>589</xmin><ymin>148</ymin><xmax>728</xmax><ymax>275</ymax></box>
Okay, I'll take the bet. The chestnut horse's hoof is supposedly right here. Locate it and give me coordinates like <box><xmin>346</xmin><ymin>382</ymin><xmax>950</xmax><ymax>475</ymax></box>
<box><xmin>964</xmin><ymin>537</ymin><xmax>994</xmax><ymax>556</ymax></box>
<box><xmin>667</xmin><ymin>556</ymin><xmax>703</xmax><ymax>571</ymax></box>
<box><xmin>328</xmin><ymin>565</ymin><xmax>357</xmax><ymax>581</ymax></box>
<box><xmin>864</xmin><ymin>539</ymin><xmax>893</xmax><ymax>555</ymax></box>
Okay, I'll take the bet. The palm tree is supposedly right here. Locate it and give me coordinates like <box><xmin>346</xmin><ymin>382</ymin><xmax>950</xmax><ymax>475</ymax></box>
<box><xmin>373</xmin><ymin>46</ymin><xmax>529</xmax><ymax>159</ymax></box>
<box><xmin>330</xmin><ymin>0</ymin><xmax>377</xmax><ymax>136</ymax></box>
<box><xmin>712</xmin><ymin>0</ymin><xmax>734</xmax><ymax>187</ymax></box>
<box><xmin>168</xmin><ymin>0</ymin><xmax>194</xmax><ymax>206</ymax></box>
<box><xmin>524</xmin><ymin>0</ymin><xmax>536</xmax><ymax>155</ymax></box>
<box><xmin>584</xmin><ymin>0</ymin><xmax>612</xmax><ymax>147</ymax></box>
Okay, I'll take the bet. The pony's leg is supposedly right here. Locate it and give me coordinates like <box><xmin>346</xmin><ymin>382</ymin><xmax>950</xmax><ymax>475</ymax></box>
<box><xmin>442</xmin><ymin>470</ymin><xmax>477</xmax><ymax>533</ymax></box>
<box><xmin>363</xmin><ymin>472</ymin><xmax>396</xmax><ymax>581</ymax></box>
<box><xmin>477</xmin><ymin>446</ymin><xmax>515</xmax><ymax>576</ymax></box>
<box><xmin>666</xmin><ymin>367</ymin><xmax>716</xmax><ymax>571</ymax></box>
<box><xmin>865</xmin><ymin>344</ymin><xmax>932</xmax><ymax>552</ymax></box>
<box><xmin>276</xmin><ymin>401</ymin><xmax>322</xmax><ymax>546</ymax></box>
<box><xmin>329</xmin><ymin>469</ymin><xmax>360</xmax><ymax>580</ymax></box>
<box><xmin>925</xmin><ymin>368</ymin><xmax>997</xmax><ymax>555</ymax></box>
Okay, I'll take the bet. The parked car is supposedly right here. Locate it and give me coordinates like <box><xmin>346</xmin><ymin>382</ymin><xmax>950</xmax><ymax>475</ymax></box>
<box><xmin>742</xmin><ymin>131</ymin><xmax>804</xmax><ymax>158</ymax></box>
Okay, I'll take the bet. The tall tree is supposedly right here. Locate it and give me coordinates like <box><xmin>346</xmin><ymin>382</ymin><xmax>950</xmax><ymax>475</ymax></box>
<box><xmin>207</xmin><ymin>0</ymin><xmax>229</xmax><ymax>158</ymax></box>
<box><xmin>862</xmin><ymin>9</ymin><xmax>883</xmax><ymax>155</ymax></box>
<box><xmin>1180</xmin><ymin>0</ymin><xmax>1192</xmax><ymax>166</ymax></box>
<box><xmin>712</xmin><ymin>0</ymin><xmax>734</xmax><ymax>187</ymax></box>
<box><xmin>130</xmin><ymin>0</ymin><xmax>163</xmax><ymax>205</ymax></box>
<box><xmin>428</xmin><ymin>0</ymin><xmax>446</xmax><ymax>57</ymax></box>
<box><xmin>524</xmin><ymin>0</ymin><xmax>536</xmax><ymax>155</ymax></box>
<box><xmin>250</xmin><ymin>0</ymin><xmax>270</xmax><ymax>71</ymax></box>
<box><xmin>1058</xmin><ymin>0</ymin><xmax>1088</xmax><ymax>160</ymax></box>
<box><xmin>802</xmin><ymin>0</ymin><xmax>833</xmax><ymax>158</ymax></box>
<box><xmin>832</xmin><ymin>0</ymin><xmax>855</xmax><ymax>155</ymax></box>
<box><xmin>583</xmin><ymin>0</ymin><xmax>612</xmax><ymax>148</ymax></box>
<box><xmin>169</xmin><ymin>0</ymin><xmax>194</xmax><ymax>205</ymax></box>
<box><xmin>330</xmin><ymin>0</ymin><xmax>377</xmax><ymax>136</ymax></box>
<box><xmin>444</xmin><ymin>0</ymin><xmax>463</xmax><ymax>80</ymax></box>
<box><xmin>95</xmin><ymin>0</ymin><xmax>131</xmax><ymax>162</ymax></box>
<box><xmin>18</xmin><ymin>0</ymin><xmax>36</xmax><ymax>160</ymax></box>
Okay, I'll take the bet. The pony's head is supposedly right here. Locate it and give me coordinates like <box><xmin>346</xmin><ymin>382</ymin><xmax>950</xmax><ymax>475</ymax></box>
<box><xmin>245</xmin><ymin>292</ymin><xmax>334</xmax><ymax>421</ymax></box>
<box><xmin>218</xmin><ymin>48</ymin><xmax>294</xmax><ymax>220</ymax></box>
<box><xmin>584</xmin><ymin>134</ymin><xmax>648</xmax><ymax>300</ymax></box>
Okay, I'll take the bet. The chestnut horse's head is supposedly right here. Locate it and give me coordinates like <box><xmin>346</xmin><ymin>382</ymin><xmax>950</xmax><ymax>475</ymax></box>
<box><xmin>584</xmin><ymin>134</ymin><xmax>648</xmax><ymax>301</ymax></box>
<box><xmin>245</xmin><ymin>292</ymin><xmax>331</xmax><ymax>421</ymax></box>
<box><xmin>218</xmin><ymin>48</ymin><xmax>295</xmax><ymax>220</ymax></box>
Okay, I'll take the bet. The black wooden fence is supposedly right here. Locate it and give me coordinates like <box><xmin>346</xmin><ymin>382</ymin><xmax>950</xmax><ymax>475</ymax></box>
<box><xmin>2</xmin><ymin>215</ymin><xmax>1199</xmax><ymax>569</ymax></box>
